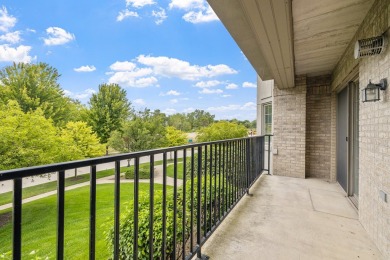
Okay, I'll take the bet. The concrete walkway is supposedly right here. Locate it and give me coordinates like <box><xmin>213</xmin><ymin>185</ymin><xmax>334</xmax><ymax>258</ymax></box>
<box><xmin>0</xmin><ymin>164</ymin><xmax>183</xmax><ymax>211</ymax></box>
<box><xmin>201</xmin><ymin>174</ymin><xmax>383</xmax><ymax>260</ymax></box>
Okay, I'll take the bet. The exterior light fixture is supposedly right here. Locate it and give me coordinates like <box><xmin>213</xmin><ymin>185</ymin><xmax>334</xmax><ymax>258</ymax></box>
<box><xmin>361</xmin><ymin>78</ymin><xmax>387</xmax><ymax>102</ymax></box>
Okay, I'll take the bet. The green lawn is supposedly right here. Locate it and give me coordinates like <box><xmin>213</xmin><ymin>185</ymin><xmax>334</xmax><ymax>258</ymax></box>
<box><xmin>0</xmin><ymin>157</ymin><xmax>186</xmax><ymax>206</ymax></box>
<box><xmin>0</xmin><ymin>167</ymin><xmax>126</xmax><ymax>206</ymax></box>
<box><xmin>166</xmin><ymin>162</ymin><xmax>184</xmax><ymax>179</ymax></box>
<box><xmin>0</xmin><ymin>183</ymin><xmax>163</xmax><ymax>259</ymax></box>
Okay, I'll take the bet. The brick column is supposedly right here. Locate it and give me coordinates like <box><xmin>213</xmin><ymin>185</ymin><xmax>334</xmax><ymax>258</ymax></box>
<box><xmin>272</xmin><ymin>76</ymin><xmax>306</xmax><ymax>178</ymax></box>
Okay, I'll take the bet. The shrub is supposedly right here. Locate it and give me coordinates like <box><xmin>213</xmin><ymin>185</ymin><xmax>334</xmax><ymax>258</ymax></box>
<box><xmin>124</xmin><ymin>166</ymin><xmax>152</xmax><ymax>179</ymax></box>
<box><xmin>106</xmin><ymin>175</ymin><xmax>233</xmax><ymax>259</ymax></box>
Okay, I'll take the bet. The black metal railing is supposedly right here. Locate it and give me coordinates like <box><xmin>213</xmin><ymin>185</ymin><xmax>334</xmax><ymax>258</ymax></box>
<box><xmin>0</xmin><ymin>135</ymin><xmax>271</xmax><ymax>260</ymax></box>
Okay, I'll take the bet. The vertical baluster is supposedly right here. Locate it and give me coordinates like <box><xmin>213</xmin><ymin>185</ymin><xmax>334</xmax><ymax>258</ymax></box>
<box><xmin>13</xmin><ymin>178</ymin><xmax>22</xmax><ymax>260</ymax></box>
<box><xmin>133</xmin><ymin>157</ymin><xmax>140</xmax><ymax>259</ymax></box>
<box><xmin>218</xmin><ymin>143</ymin><xmax>222</xmax><ymax>221</ymax></box>
<box><xmin>222</xmin><ymin>142</ymin><xmax>226</xmax><ymax>215</ymax></box>
<box><xmin>268</xmin><ymin>136</ymin><xmax>271</xmax><ymax>174</ymax></box>
<box><xmin>162</xmin><ymin>153</ymin><xmax>167</xmax><ymax>260</ymax></box>
<box><xmin>229</xmin><ymin>142</ymin><xmax>232</xmax><ymax>208</ymax></box>
<box><xmin>203</xmin><ymin>145</ymin><xmax>207</xmax><ymax>237</ymax></box>
<box><xmin>246</xmin><ymin>139</ymin><xmax>250</xmax><ymax>190</ymax></box>
<box><xmin>182</xmin><ymin>149</ymin><xmax>187</xmax><ymax>259</ymax></box>
<box><xmin>89</xmin><ymin>165</ymin><xmax>97</xmax><ymax>260</ymax></box>
<box><xmin>190</xmin><ymin>147</ymin><xmax>194</xmax><ymax>253</ymax></box>
<box><xmin>209</xmin><ymin>144</ymin><xmax>213</xmax><ymax>231</ymax></box>
<box><xmin>149</xmin><ymin>155</ymin><xmax>154</xmax><ymax>259</ymax></box>
<box><xmin>238</xmin><ymin>140</ymin><xmax>242</xmax><ymax>196</ymax></box>
<box><xmin>173</xmin><ymin>150</ymin><xmax>178</xmax><ymax>259</ymax></box>
<box><xmin>114</xmin><ymin>161</ymin><xmax>120</xmax><ymax>259</ymax></box>
<box><xmin>202</xmin><ymin>145</ymin><xmax>207</xmax><ymax>237</ymax></box>
<box><xmin>196</xmin><ymin>146</ymin><xmax>202</xmax><ymax>259</ymax></box>
<box><xmin>57</xmin><ymin>171</ymin><xmax>65</xmax><ymax>260</ymax></box>
<box><xmin>213</xmin><ymin>143</ymin><xmax>217</xmax><ymax>226</ymax></box>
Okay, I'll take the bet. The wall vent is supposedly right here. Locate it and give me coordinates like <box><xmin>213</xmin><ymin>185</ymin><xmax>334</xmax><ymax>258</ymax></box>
<box><xmin>354</xmin><ymin>35</ymin><xmax>387</xmax><ymax>59</ymax></box>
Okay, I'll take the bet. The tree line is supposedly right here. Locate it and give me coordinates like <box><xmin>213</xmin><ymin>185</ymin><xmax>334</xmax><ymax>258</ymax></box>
<box><xmin>0</xmin><ymin>62</ymin><xmax>254</xmax><ymax>171</ymax></box>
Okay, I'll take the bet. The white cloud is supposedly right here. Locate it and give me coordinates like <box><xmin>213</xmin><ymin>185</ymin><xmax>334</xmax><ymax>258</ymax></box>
<box><xmin>126</xmin><ymin>0</ymin><xmax>156</xmax><ymax>8</ymax></box>
<box><xmin>137</xmin><ymin>55</ymin><xmax>236</xmax><ymax>80</ymax></box>
<box><xmin>163</xmin><ymin>108</ymin><xmax>176</xmax><ymax>115</ymax></box>
<box><xmin>0</xmin><ymin>44</ymin><xmax>33</xmax><ymax>63</ymax></box>
<box><xmin>0</xmin><ymin>6</ymin><xmax>17</xmax><ymax>32</ymax></box>
<box><xmin>241</xmin><ymin>102</ymin><xmax>256</xmax><ymax>110</ymax></box>
<box><xmin>110</xmin><ymin>61</ymin><xmax>137</xmax><ymax>71</ymax></box>
<box><xmin>226</xmin><ymin>83</ymin><xmax>238</xmax><ymax>89</ymax></box>
<box><xmin>183</xmin><ymin>107</ymin><xmax>195</xmax><ymax>113</ymax></box>
<box><xmin>169</xmin><ymin>0</ymin><xmax>204</xmax><ymax>10</ymax></box>
<box><xmin>64</xmin><ymin>88</ymin><xmax>96</xmax><ymax>100</ymax></box>
<box><xmin>182</xmin><ymin>6</ymin><xmax>218</xmax><ymax>24</ymax></box>
<box><xmin>242</xmin><ymin>82</ymin><xmax>256</xmax><ymax>88</ymax></box>
<box><xmin>43</xmin><ymin>27</ymin><xmax>75</xmax><ymax>46</ymax></box>
<box><xmin>199</xmin><ymin>88</ymin><xmax>223</xmax><ymax>94</ymax></box>
<box><xmin>0</xmin><ymin>31</ymin><xmax>20</xmax><ymax>44</ymax></box>
<box><xmin>169</xmin><ymin>0</ymin><xmax>218</xmax><ymax>24</ymax></box>
<box><xmin>134</xmin><ymin>76</ymin><xmax>158</xmax><ymax>87</ymax></box>
<box><xmin>195</xmin><ymin>80</ymin><xmax>221</xmax><ymax>88</ymax></box>
<box><xmin>108</xmin><ymin>60</ymin><xmax>156</xmax><ymax>87</ymax></box>
<box><xmin>108</xmin><ymin>70</ymin><xmax>156</xmax><ymax>87</ymax></box>
<box><xmin>74</xmin><ymin>65</ymin><xmax>96</xmax><ymax>72</ymax></box>
<box><xmin>152</xmin><ymin>8</ymin><xmax>167</xmax><ymax>25</ymax></box>
<box><xmin>117</xmin><ymin>9</ymin><xmax>139</xmax><ymax>22</ymax></box>
<box><xmin>207</xmin><ymin>102</ymin><xmax>256</xmax><ymax>112</ymax></box>
<box><xmin>170</xmin><ymin>98</ymin><xmax>178</xmax><ymax>104</ymax></box>
<box><xmin>161</xmin><ymin>90</ymin><xmax>181</xmax><ymax>96</ymax></box>
<box><xmin>222</xmin><ymin>94</ymin><xmax>231</xmax><ymax>98</ymax></box>
<box><xmin>134</xmin><ymin>98</ymin><xmax>146</xmax><ymax>105</ymax></box>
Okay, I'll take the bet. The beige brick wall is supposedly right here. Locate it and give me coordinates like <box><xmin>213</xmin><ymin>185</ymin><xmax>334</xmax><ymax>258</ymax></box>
<box><xmin>332</xmin><ymin>0</ymin><xmax>390</xmax><ymax>257</ymax></box>
<box><xmin>272</xmin><ymin>76</ymin><xmax>306</xmax><ymax>178</ymax></box>
<box><xmin>305</xmin><ymin>75</ymin><xmax>332</xmax><ymax>179</ymax></box>
<box><xmin>359</xmin><ymin>41</ymin><xmax>390</xmax><ymax>260</ymax></box>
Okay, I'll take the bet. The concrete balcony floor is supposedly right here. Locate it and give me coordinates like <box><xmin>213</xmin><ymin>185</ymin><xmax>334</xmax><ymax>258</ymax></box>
<box><xmin>202</xmin><ymin>175</ymin><xmax>383</xmax><ymax>260</ymax></box>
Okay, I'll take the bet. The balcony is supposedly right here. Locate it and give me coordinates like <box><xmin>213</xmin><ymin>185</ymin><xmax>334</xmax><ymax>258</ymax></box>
<box><xmin>0</xmin><ymin>135</ymin><xmax>382</xmax><ymax>259</ymax></box>
<box><xmin>201</xmin><ymin>175</ymin><xmax>383</xmax><ymax>259</ymax></box>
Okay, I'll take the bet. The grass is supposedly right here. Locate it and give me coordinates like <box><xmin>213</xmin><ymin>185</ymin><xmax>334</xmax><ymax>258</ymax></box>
<box><xmin>0</xmin><ymin>183</ymin><xmax>164</xmax><ymax>259</ymax></box>
<box><xmin>166</xmin><ymin>162</ymin><xmax>184</xmax><ymax>179</ymax></box>
<box><xmin>0</xmin><ymin>157</ymin><xmax>186</xmax><ymax>206</ymax></box>
<box><xmin>0</xmin><ymin>168</ymin><xmax>121</xmax><ymax>206</ymax></box>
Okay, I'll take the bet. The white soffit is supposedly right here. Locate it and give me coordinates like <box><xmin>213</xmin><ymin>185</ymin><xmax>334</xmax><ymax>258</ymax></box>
<box><xmin>208</xmin><ymin>0</ymin><xmax>295</xmax><ymax>89</ymax></box>
<box><xmin>293</xmin><ymin>0</ymin><xmax>374</xmax><ymax>76</ymax></box>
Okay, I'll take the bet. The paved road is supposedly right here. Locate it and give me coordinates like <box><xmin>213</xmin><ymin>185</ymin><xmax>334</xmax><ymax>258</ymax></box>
<box><xmin>0</xmin><ymin>151</ymin><xmax>188</xmax><ymax>194</ymax></box>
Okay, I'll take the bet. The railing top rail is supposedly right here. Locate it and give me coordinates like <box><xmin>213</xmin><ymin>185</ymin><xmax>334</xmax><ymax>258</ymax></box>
<box><xmin>0</xmin><ymin>135</ymin><xmax>269</xmax><ymax>181</ymax></box>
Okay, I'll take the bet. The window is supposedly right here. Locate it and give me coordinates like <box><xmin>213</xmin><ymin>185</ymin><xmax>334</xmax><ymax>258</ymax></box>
<box><xmin>263</xmin><ymin>103</ymin><xmax>272</xmax><ymax>135</ymax></box>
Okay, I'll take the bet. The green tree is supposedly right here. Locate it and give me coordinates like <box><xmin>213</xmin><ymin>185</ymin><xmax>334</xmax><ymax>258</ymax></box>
<box><xmin>197</xmin><ymin>121</ymin><xmax>248</xmax><ymax>142</ymax></box>
<box><xmin>0</xmin><ymin>62</ymin><xmax>73</xmax><ymax>125</ymax></box>
<box><xmin>88</xmin><ymin>83</ymin><xmax>131</xmax><ymax>153</ymax></box>
<box><xmin>67</xmin><ymin>99</ymin><xmax>90</xmax><ymax>123</ymax></box>
<box><xmin>165</xmin><ymin>126</ymin><xmax>188</xmax><ymax>159</ymax></box>
<box><xmin>0</xmin><ymin>101</ymin><xmax>79</xmax><ymax>170</ymax></box>
<box><xmin>188</xmin><ymin>109</ymin><xmax>215</xmax><ymax>130</ymax></box>
<box><xmin>167</xmin><ymin>113</ymin><xmax>191</xmax><ymax>132</ymax></box>
<box><xmin>165</xmin><ymin>126</ymin><xmax>187</xmax><ymax>147</ymax></box>
<box><xmin>61</xmin><ymin>121</ymin><xmax>105</xmax><ymax>177</ymax></box>
<box><xmin>61</xmin><ymin>121</ymin><xmax>105</xmax><ymax>158</ymax></box>
<box><xmin>108</xmin><ymin>109</ymin><xmax>167</xmax><ymax>153</ymax></box>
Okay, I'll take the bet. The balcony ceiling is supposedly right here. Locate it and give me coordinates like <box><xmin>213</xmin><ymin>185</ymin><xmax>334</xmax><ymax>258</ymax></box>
<box><xmin>208</xmin><ymin>0</ymin><xmax>374</xmax><ymax>89</ymax></box>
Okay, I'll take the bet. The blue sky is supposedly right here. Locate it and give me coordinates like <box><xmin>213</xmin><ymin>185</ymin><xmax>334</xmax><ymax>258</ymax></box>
<box><xmin>0</xmin><ymin>0</ymin><xmax>257</xmax><ymax>120</ymax></box>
